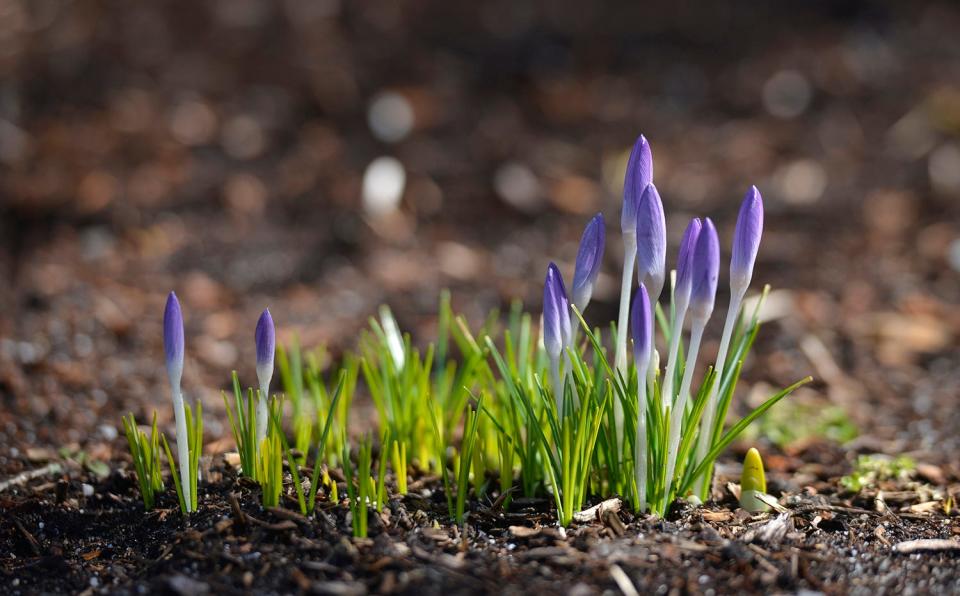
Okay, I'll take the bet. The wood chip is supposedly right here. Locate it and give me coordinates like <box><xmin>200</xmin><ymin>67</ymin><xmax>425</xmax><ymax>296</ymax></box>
<box><xmin>573</xmin><ymin>497</ymin><xmax>621</xmax><ymax>523</ymax></box>
<box><xmin>702</xmin><ymin>510</ymin><xmax>734</xmax><ymax>522</ymax></box>
<box><xmin>509</xmin><ymin>525</ymin><xmax>542</xmax><ymax>538</ymax></box>
<box><xmin>892</xmin><ymin>539</ymin><xmax>960</xmax><ymax>554</ymax></box>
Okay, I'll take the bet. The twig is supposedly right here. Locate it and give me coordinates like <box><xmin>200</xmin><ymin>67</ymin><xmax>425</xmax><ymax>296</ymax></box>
<box><xmin>573</xmin><ymin>497</ymin><xmax>622</xmax><ymax>523</ymax></box>
<box><xmin>0</xmin><ymin>463</ymin><xmax>63</xmax><ymax>492</ymax></box>
<box><xmin>892</xmin><ymin>539</ymin><xmax>960</xmax><ymax>554</ymax></box>
<box><xmin>609</xmin><ymin>564</ymin><xmax>639</xmax><ymax>596</ymax></box>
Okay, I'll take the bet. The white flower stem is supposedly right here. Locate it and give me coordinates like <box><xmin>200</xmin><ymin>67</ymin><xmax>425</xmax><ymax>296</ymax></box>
<box><xmin>550</xmin><ymin>357</ymin><xmax>563</xmax><ymax>414</ymax></box>
<box><xmin>662</xmin><ymin>318</ymin><xmax>706</xmax><ymax>509</ymax></box>
<box><xmin>614</xmin><ymin>233</ymin><xmax>637</xmax><ymax>449</ymax></box>
<box><xmin>171</xmin><ymin>386</ymin><xmax>193</xmax><ymax>513</ymax></box>
<box><xmin>256</xmin><ymin>383</ymin><xmax>269</xmax><ymax>446</ymax></box>
<box><xmin>661</xmin><ymin>305</ymin><xmax>686</xmax><ymax>416</ymax></box>
<box><xmin>693</xmin><ymin>290</ymin><xmax>745</xmax><ymax>498</ymax></box>
<box><xmin>634</xmin><ymin>368</ymin><xmax>649</xmax><ymax>513</ymax></box>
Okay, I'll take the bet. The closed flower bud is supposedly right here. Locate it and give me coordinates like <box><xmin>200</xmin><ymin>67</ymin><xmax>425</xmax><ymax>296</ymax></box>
<box><xmin>255</xmin><ymin>309</ymin><xmax>276</xmax><ymax>388</ymax></box>
<box><xmin>630</xmin><ymin>283</ymin><xmax>653</xmax><ymax>373</ymax></box>
<box><xmin>572</xmin><ymin>213</ymin><xmax>605</xmax><ymax>312</ymax></box>
<box><xmin>163</xmin><ymin>292</ymin><xmax>184</xmax><ymax>386</ymax></box>
<box><xmin>635</xmin><ymin>183</ymin><xmax>666</xmax><ymax>302</ymax></box>
<box><xmin>621</xmin><ymin>135</ymin><xmax>653</xmax><ymax>234</ymax></box>
<box><xmin>689</xmin><ymin>217</ymin><xmax>719</xmax><ymax>321</ymax></box>
<box><xmin>739</xmin><ymin>447</ymin><xmax>769</xmax><ymax>513</ymax></box>
<box><xmin>542</xmin><ymin>262</ymin><xmax>572</xmax><ymax>360</ymax></box>
<box><xmin>730</xmin><ymin>186</ymin><xmax>764</xmax><ymax>294</ymax></box>
<box><xmin>674</xmin><ymin>218</ymin><xmax>702</xmax><ymax>308</ymax></box>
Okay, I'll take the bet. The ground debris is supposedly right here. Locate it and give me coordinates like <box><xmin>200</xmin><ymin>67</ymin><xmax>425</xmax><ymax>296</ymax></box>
<box><xmin>892</xmin><ymin>539</ymin><xmax>960</xmax><ymax>554</ymax></box>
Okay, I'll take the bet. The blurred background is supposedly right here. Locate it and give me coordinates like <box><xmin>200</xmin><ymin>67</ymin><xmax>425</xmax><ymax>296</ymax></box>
<box><xmin>0</xmin><ymin>1</ymin><xmax>958</xmax><ymax>462</ymax></box>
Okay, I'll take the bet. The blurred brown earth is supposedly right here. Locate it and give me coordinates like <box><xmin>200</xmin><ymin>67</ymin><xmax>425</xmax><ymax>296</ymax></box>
<box><xmin>0</xmin><ymin>1</ymin><xmax>958</xmax><ymax>461</ymax></box>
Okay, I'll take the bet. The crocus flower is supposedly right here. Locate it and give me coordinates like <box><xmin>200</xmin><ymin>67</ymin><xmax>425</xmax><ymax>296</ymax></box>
<box><xmin>635</xmin><ymin>183</ymin><xmax>666</xmax><ymax>304</ymax></box>
<box><xmin>543</xmin><ymin>262</ymin><xmax>572</xmax><ymax>410</ymax></box>
<box><xmin>572</xmin><ymin>213</ymin><xmax>605</xmax><ymax>313</ymax></box>
<box><xmin>164</xmin><ymin>292</ymin><xmax>184</xmax><ymax>388</ymax></box>
<box><xmin>163</xmin><ymin>291</ymin><xmax>192</xmax><ymax>511</ymax></box>
<box><xmin>630</xmin><ymin>284</ymin><xmax>653</xmax><ymax>372</ymax></box>
<box><xmin>730</xmin><ymin>186</ymin><xmax>764</xmax><ymax>295</ymax></box>
<box><xmin>694</xmin><ymin>188</ymin><xmax>765</xmax><ymax>498</ymax></box>
<box><xmin>254</xmin><ymin>308</ymin><xmax>275</xmax><ymax>444</ymax></box>
<box><xmin>688</xmin><ymin>218</ymin><xmax>719</xmax><ymax>323</ymax></box>
<box><xmin>631</xmin><ymin>283</ymin><xmax>652</xmax><ymax>512</ymax></box>
<box><xmin>543</xmin><ymin>262</ymin><xmax>572</xmax><ymax>359</ymax></box>
<box><xmin>620</xmin><ymin>135</ymin><xmax>653</xmax><ymax>234</ymax></box>
<box><xmin>663</xmin><ymin>218</ymin><xmax>719</xmax><ymax>502</ymax></box>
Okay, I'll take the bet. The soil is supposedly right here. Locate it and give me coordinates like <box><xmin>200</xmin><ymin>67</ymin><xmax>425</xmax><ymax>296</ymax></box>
<box><xmin>2</xmin><ymin>0</ymin><xmax>960</xmax><ymax>594</ymax></box>
<box><xmin>2</xmin><ymin>444</ymin><xmax>959</xmax><ymax>595</ymax></box>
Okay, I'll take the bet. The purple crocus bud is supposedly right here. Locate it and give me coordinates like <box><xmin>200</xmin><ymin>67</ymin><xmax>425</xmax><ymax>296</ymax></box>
<box><xmin>630</xmin><ymin>283</ymin><xmax>653</xmax><ymax>372</ymax></box>
<box><xmin>255</xmin><ymin>309</ymin><xmax>275</xmax><ymax>386</ymax></box>
<box><xmin>163</xmin><ymin>291</ymin><xmax>184</xmax><ymax>387</ymax></box>
<box><xmin>621</xmin><ymin>135</ymin><xmax>653</xmax><ymax>234</ymax></box>
<box><xmin>542</xmin><ymin>262</ymin><xmax>572</xmax><ymax>360</ymax></box>
<box><xmin>689</xmin><ymin>218</ymin><xmax>720</xmax><ymax>321</ymax></box>
<box><xmin>674</xmin><ymin>218</ymin><xmax>702</xmax><ymax>306</ymax></box>
<box><xmin>572</xmin><ymin>213</ymin><xmax>605</xmax><ymax>312</ymax></box>
<box><xmin>635</xmin><ymin>183</ymin><xmax>666</xmax><ymax>302</ymax></box>
<box><xmin>730</xmin><ymin>185</ymin><xmax>764</xmax><ymax>294</ymax></box>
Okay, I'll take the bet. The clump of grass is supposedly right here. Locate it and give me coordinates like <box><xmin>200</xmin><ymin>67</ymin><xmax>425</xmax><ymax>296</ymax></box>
<box><xmin>342</xmin><ymin>437</ymin><xmax>374</xmax><ymax>538</ymax></box>
<box><xmin>121</xmin><ymin>412</ymin><xmax>165</xmax><ymax>510</ymax></box>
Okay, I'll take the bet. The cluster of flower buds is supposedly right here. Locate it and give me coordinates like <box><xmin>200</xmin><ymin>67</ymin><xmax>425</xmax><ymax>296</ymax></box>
<box><xmin>540</xmin><ymin>133</ymin><xmax>764</xmax><ymax>507</ymax></box>
<box><xmin>163</xmin><ymin>292</ymin><xmax>278</xmax><ymax>503</ymax></box>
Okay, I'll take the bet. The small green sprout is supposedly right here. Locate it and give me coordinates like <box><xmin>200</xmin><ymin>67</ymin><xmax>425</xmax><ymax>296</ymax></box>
<box><xmin>343</xmin><ymin>437</ymin><xmax>373</xmax><ymax>538</ymax></box>
<box><xmin>122</xmin><ymin>412</ymin><xmax>165</xmax><ymax>510</ymax></box>
<box><xmin>739</xmin><ymin>447</ymin><xmax>769</xmax><ymax>513</ymax></box>
<box><xmin>840</xmin><ymin>454</ymin><xmax>915</xmax><ymax>493</ymax></box>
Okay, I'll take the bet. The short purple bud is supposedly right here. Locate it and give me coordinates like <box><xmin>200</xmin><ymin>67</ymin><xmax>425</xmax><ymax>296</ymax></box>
<box><xmin>572</xmin><ymin>213</ymin><xmax>605</xmax><ymax>312</ymax></box>
<box><xmin>674</xmin><ymin>218</ymin><xmax>702</xmax><ymax>307</ymax></box>
<box><xmin>635</xmin><ymin>183</ymin><xmax>667</xmax><ymax>302</ymax></box>
<box><xmin>621</xmin><ymin>135</ymin><xmax>653</xmax><ymax>234</ymax></box>
<box><xmin>255</xmin><ymin>309</ymin><xmax>275</xmax><ymax>369</ymax></box>
<box><xmin>730</xmin><ymin>185</ymin><xmax>764</xmax><ymax>294</ymax></box>
<box><xmin>163</xmin><ymin>291</ymin><xmax>184</xmax><ymax>384</ymax></box>
<box><xmin>689</xmin><ymin>218</ymin><xmax>719</xmax><ymax>321</ymax></box>
<box><xmin>631</xmin><ymin>283</ymin><xmax>653</xmax><ymax>373</ymax></box>
<box><xmin>542</xmin><ymin>262</ymin><xmax>572</xmax><ymax>360</ymax></box>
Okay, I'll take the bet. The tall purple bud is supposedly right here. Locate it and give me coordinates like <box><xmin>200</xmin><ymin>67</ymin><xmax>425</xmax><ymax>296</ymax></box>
<box><xmin>635</xmin><ymin>183</ymin><xmax>667</xmax><ymax>303</ymax></box>
<box><xmin>163</xmin><ymin>292</ymin><xmax>184</xmax><ymax>387</ymax></box>
<box><xmin>621</xmin><ymin>135</ymin><xmax>653</xmax><ymax>234</ymax></box>
<box><xmin>543</xmin><ymin>263</ymin><xmax>572</xmax><ymax>360</ymax></box>
<box><xmin>254</xmin><ymin>308</ymin><xmax>275</xmax><ymax>444</ymax></box>
<box><xmin>730</xmin><ymin>186</ymin><xmax>764</xmax><ymax>295</ymax></box>
<box><xmin>689</xmin><ymin>218</ymin><xmax>720</xmax><ymax>322</ymax></box>
<box><xmin>674</xmin><ymin>218</ymin><xmax>702</xmax><ymax>309</ymax></box>
<box><xmin>572</xmin><ymin>213</ymin><xmax>605</xmax><ymax>312</ymax></box>
<box><xmin>630</xmin><ymin>284</ymin><xmax>653</xmax><ymax>373</ymax></box>
<box><xmin>255</xmin><ymin>309</ymin><xmax>276</xmax><ymax>388</ymax></box>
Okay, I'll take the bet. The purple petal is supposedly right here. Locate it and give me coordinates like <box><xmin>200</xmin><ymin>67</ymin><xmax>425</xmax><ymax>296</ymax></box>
<box><xmin>163</xmin><ymin>291</ymin><xmax>184</xmax><ymax>370</ymax></box>
<box><xmin>730</xmin><ymin>186</ymin><xmax>764</xmax><ymax>292</ymax></box>
<box><xmin>255</xmin><ymin>308</ymin><xmax>276</xmax><ymax>368</ymax></box>
<box><xmin>621</xmin><ymin>135</ymin><xmax>653</xmax><ymax>233</ymax></box>
<box><xmin>631</xmin><ymin>283</ymin><xmax>653</xmax><ymax>371</ymax></box>
<box><xmin>690</xmin><ymin>218</ymin><xmax>719</xmax><ymax>319</ymax></box>
<box><xmin>543</xmin><ymin>262</ymin><xmax>572</xmax><ymax>359</ymax></box>
<box><xmin>635</xmin><ymin>183</ymin><xmax>667</xmax><ymax>301</ymax></box>
<box><xmin>572</xmin><ymin>213</ymin><xmax>605</xmax><ymax>312</ymax></box>
<box><xmin>674</xmin><ymin>218</ymin><xmax>702</xmax><ymax>305</ymax></box>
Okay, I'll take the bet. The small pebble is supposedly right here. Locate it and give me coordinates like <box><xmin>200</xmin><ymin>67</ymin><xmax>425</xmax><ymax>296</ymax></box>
<box><xmin>82</xmin><ymin>483</ymin><xmax>94</xmax><ymax>497</ymax></box>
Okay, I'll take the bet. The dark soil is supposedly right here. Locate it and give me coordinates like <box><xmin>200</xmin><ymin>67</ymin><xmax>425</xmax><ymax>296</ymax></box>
<box><xmin>2</xmin><ymin>444</ymin><xmax>959</xmax><ymax>595</ymax></box>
